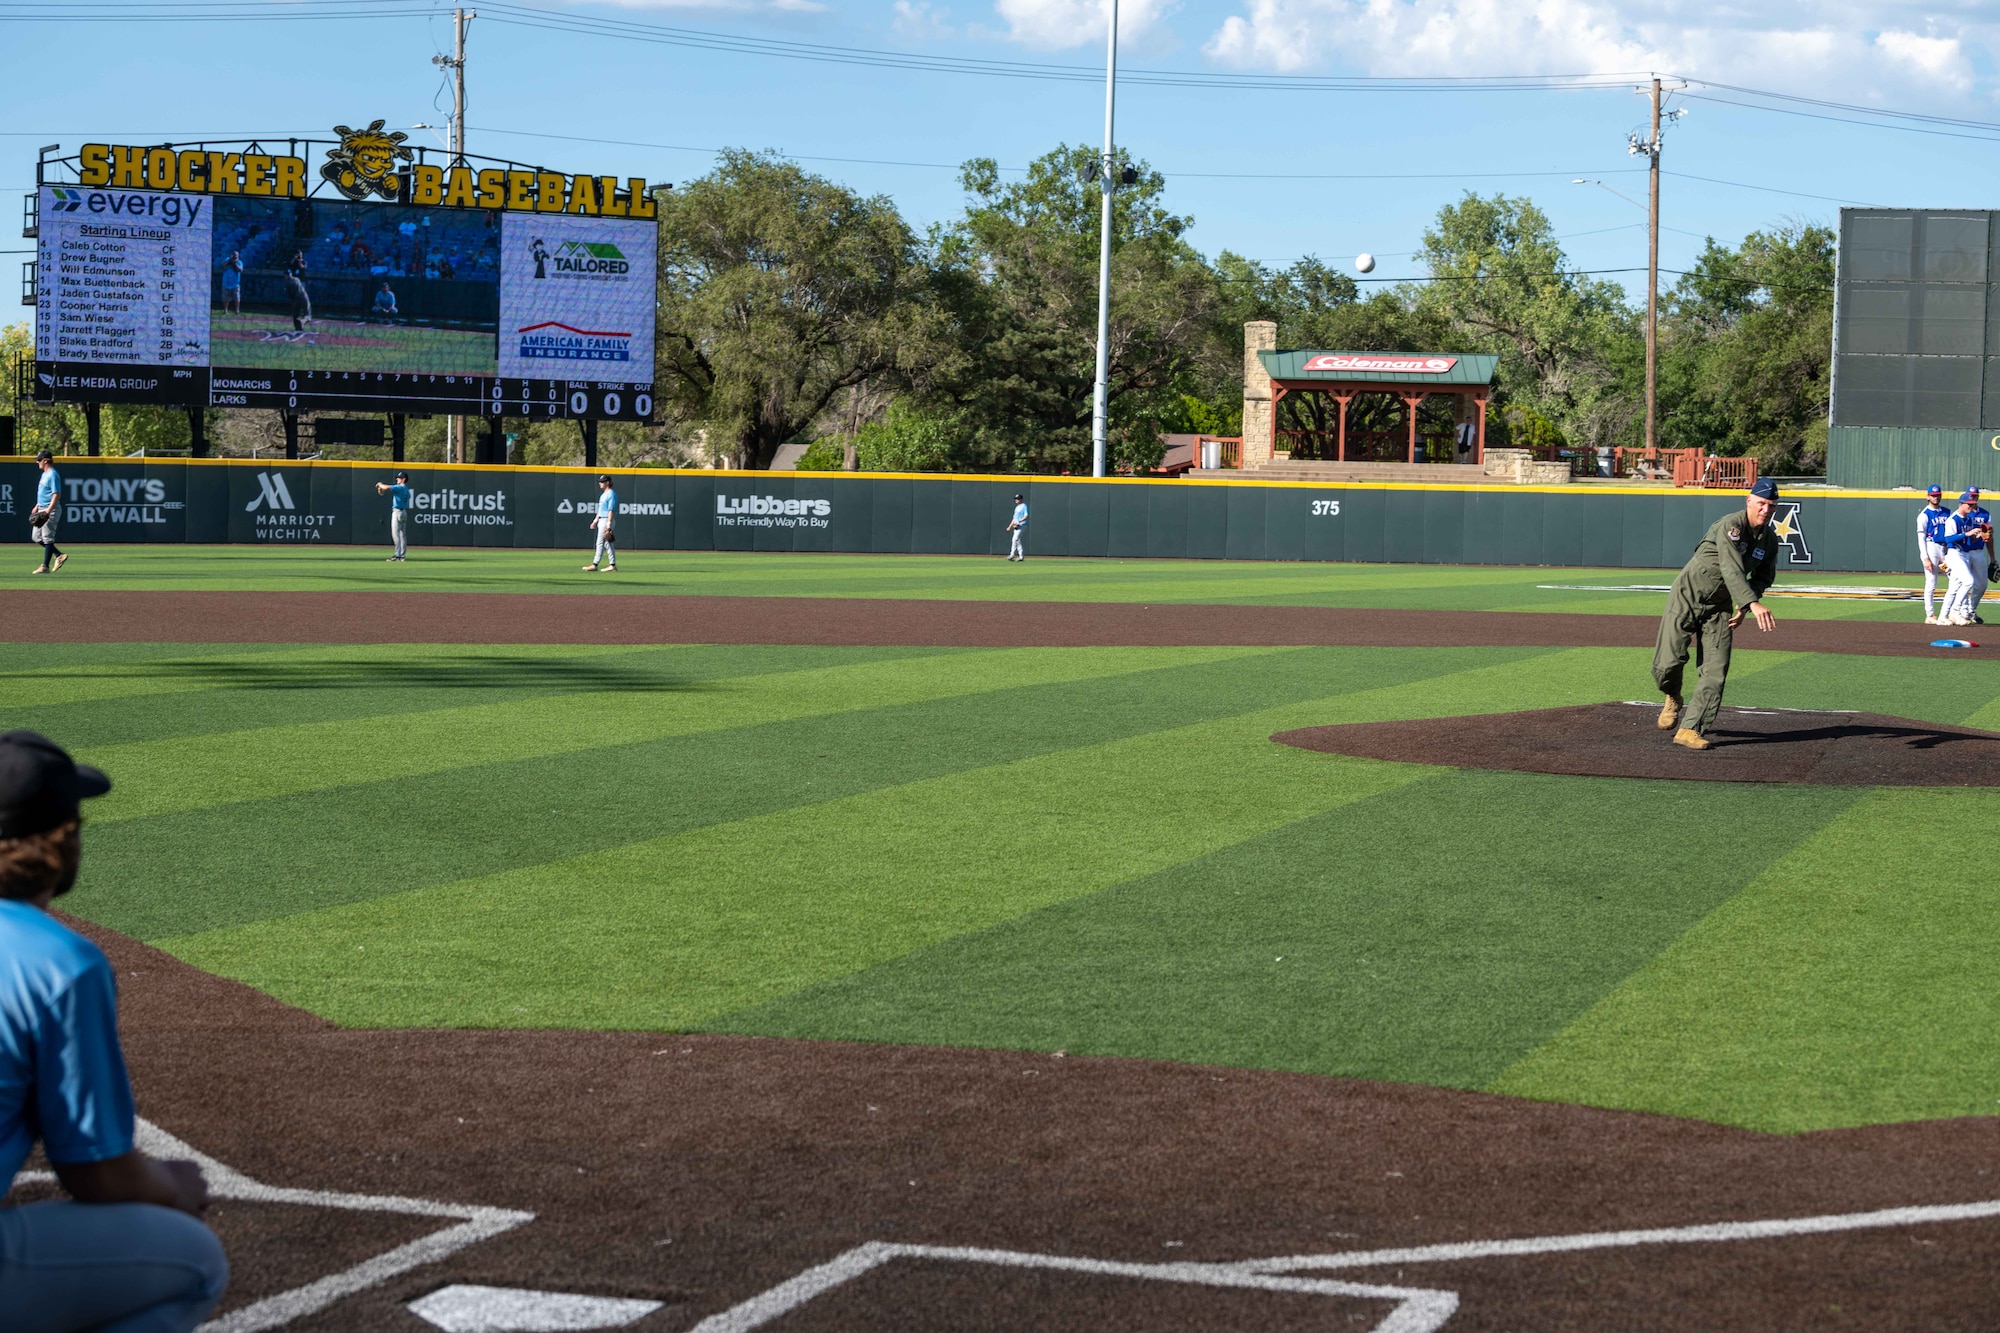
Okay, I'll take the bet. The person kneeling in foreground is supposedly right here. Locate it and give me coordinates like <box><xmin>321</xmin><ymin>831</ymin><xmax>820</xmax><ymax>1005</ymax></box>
<box><xmin>0</xmin><ymin>731</ymin><xmax>226</xmax><ymax>1331</ymax></box>
<box><xmin>1652</xmin><ymin>477</ymin><xmax>1780</xmax><ymax>751</ymax></box>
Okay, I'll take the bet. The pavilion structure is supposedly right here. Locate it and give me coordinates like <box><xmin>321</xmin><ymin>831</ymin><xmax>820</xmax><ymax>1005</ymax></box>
<box><xmin>1240</xmin><ymin>322</ymin><xmax>1498</xmax><ymax>470</ymax></box>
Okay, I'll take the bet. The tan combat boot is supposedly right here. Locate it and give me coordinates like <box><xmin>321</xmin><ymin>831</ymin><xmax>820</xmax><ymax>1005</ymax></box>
<box><xmin>1657</xmin><ymin>696</ymin><xmax>1683</xmax><ymax>730</ymax></box>
<box><xmin>1672</xmin><ymin>728</ymin><xmax>1711</xmax><ymax>751</ymax></box>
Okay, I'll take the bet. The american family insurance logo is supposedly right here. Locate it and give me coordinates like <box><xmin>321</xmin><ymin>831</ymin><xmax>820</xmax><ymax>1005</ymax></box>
<box><xmin>716</xmin><ymin>494</ymin><xmax>831</xmax><ymax>529</ymax></box>
<box><xmin>515</xmin><ymin>321</ymin><xmax>632</xmax><ymax>364</ymax></box>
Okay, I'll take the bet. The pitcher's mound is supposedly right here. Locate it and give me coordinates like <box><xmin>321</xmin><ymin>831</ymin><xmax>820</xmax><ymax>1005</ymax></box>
<box><xmin>1273</xmin><ymin>703</ymin><xmax>2000</xmax><ymax>785</ymax></box>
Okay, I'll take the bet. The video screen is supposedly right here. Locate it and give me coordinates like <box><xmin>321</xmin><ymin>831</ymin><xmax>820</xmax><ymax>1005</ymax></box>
<box><xmin>209</xmin><ymin>196</ymin><xmax>499</xmax><ymax>376</ymax></box>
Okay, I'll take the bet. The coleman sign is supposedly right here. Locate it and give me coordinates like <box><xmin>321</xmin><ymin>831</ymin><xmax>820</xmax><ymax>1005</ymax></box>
<box><xmin>1300</xmin><ymin>355</ymin><xmax>1459</xmax><ymax>374</ymax></box>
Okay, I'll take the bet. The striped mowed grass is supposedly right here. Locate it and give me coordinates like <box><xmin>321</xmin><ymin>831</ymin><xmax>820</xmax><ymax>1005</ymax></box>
<box><xmin>7</xmin><ymin>631</ymin><xmax>2000</xmax><ymax>1135</ymax></box>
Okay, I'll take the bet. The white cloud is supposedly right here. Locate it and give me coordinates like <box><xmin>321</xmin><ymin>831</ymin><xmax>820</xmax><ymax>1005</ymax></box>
<box><xmin>893</xmin><ymin>0</ymin><xmax>955</xmax><ymax>37</ymax></box>
<box><xmin>1202</xmin><ymin>0</ymin><xmax>2000</xmax><ymax>106</ymax></box>
<box><xmin>1874</xmin><ymin>29</ymin><xmax>1973</xmax><ymax>90</ymax></box>
<box><xmin>991</xmin><ymin>0</ymin><xmax>1173</xmax><ymax>50</ymax></box>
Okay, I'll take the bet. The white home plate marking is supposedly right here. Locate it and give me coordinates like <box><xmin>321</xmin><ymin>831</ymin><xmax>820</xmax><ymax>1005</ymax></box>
<box><xmin>684</xmin><ymin>1241</ymin><xmax>1457</xmax><ymax>1333</ymax></box>
<box><xmin>408</xmin><ymin>1284</ymin><xmax>664</xmax><ymax>1331</ymax></box>
<box><xmin>109</xmin><ymin>1120</ymin><xmax>538</xmax><ymax>1333</ymax></box>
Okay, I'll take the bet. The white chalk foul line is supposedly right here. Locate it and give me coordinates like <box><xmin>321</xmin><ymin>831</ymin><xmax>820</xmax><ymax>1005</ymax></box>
<box><xmin>1240</xmin><ymin>1197</ymin><xmax>2000</xmax><ymax>1275</ymax></box>
<box><xmin>116</xmin><ymin>1121</ymin><xmax>534</xmax><ymax>1333</ymax></box>
<box><xmin>685</xmin><ymin>1240</ymin><xmax>1458</xmax><ymax>1333</ymax></box>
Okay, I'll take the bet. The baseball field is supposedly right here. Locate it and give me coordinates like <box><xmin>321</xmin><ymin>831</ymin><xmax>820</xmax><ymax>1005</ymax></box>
<box><xmin>6</xmin><ymin>546</ymin><xmax>2000</xmax><ymax>1330</ymax></box>
<box><xmin>210</xmin><ymin>312</ymin><xmax>498</xmax><ymax>375</ymax></box>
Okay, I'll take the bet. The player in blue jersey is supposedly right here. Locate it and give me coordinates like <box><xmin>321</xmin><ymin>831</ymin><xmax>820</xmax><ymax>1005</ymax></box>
<box><xmin>29</xmin><ymin>450</ymin><xmax>65</xmax><ymax>574</ymax></box>
<box><xmin>374</xmin><ymin>470</ymin><xmax>413</xmax><ymax>562</ymax></box>
<box><xmin>584</xmin><ymin>474</ymin><xmax>617</xmax><ymax>572</ymax></box>
<box><xmin>1919</xmin><ymin>485</ymin><xmax>1951</xmax><ymax>624</ymax></box>
<box><xmin>0</xmin><ymin>732</ymin><xmax>228</xmax><ymax>1331</ymax></box>
<box><xmin>1938</xmin><ymin>489</ymin><xmax>1993</xmax><ymax>626</ymax></box>
<box><xmin>1005</xmin><ymin>493</ymin><xmax>1028</xmax><ymax>561</ymax></box>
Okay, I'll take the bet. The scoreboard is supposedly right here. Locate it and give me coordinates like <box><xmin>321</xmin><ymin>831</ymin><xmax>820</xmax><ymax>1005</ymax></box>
<box><xmin>31</xmin><ymin>133</ymin><xmax>658</xmax><ymax>421</ymax></box>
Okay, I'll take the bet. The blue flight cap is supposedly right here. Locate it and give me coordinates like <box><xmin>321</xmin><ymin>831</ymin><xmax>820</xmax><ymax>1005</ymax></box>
<box><xmin>1748</xmin><ymin>477</ymin><xmax>1779</xmax><ymax>501</ymax></box>
<box><xmin>1963</xmin><ymin>488</ymin><xmax>1982</xmax><ymax>504</ymax></box>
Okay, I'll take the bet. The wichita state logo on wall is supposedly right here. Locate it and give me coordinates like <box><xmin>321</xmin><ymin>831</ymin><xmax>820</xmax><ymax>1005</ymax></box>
<box><xmin>320</xmin><ymin>120</ymin><xmax>414</xmax><ymax>202</ymax></box>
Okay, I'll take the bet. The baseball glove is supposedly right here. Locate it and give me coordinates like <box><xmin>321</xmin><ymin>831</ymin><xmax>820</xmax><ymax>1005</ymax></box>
<box><xmin>29</xmin><ymin>506</ymin><xmax>50</xmax><ymax>526</ymax></box>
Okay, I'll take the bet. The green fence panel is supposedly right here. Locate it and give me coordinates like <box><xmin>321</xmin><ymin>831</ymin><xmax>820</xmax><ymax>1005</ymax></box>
<box><xmin>2</xmin><ymin>459</ymin><xmax>1961</xmax><ymax>574</ymax></box>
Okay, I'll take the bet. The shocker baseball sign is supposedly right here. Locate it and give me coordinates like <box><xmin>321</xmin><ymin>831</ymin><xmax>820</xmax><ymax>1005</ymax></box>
<box><xmin>76</xmin><ymin>120</ymin><xmax>657</xmax><ymax>218</ymax></box>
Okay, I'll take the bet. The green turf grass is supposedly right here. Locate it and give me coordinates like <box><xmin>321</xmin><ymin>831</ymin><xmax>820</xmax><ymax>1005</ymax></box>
<box><xmin>710</xmin><ymin>771</ymin><xmax>1861</xmax><ymax>1090</ymax></box>
<box><xmin>13</xmin><ymin>626</ymin><xmax>2000</xmax><ymax>1133</ymax></box>
<box><xmin>1490</xmin><ymin>787</ymin><xmax>2000</xmax><ymax>1132</ymax></box>
<box><xmin>2</xmin><ymin>545</ymin><xmax>1932</xmax><ymax>621</ymax></box>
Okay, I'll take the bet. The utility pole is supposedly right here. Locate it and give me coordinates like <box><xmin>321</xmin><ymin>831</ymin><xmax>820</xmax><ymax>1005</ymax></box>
<box><xmin>1644</xmin><ymin>77</ymin><xmax>1660</xmax><ymax>452</ymax></box>
<box><xmin>1089</xmin><ymin>0</ymin><xmax>1118</xmax><ymax>479</ymax></box>
<box><xmin>434</xmin><ymin>8</ymin><xmax>474</xmax><ymax>463</ymax></box>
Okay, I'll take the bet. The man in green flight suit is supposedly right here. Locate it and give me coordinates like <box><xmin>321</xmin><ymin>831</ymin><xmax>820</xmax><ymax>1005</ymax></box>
<box><xmin>1653</xmin><ymin>476</ymin><xmax>1782</xmax><ymax>751</ymax></box>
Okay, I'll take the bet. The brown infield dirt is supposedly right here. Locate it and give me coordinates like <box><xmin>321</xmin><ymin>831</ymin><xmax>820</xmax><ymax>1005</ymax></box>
<box><xmin>10</xmin><ymin>589</ymin><xmax>2000</xmax><ymax>1328</ymax></box>
<box><xmin>1276</xmin><ymin>703</ymin><xmax>2000</xmax><ymax>785</ymax></box>
<box><xmin>2</xmin><ymin>923</ymin><xmax>1990</xmax><ymax>1331</ymax></box>
<box><xmin>0</xmin><ymin>588</ymin><xmax>1989</xmax><ymax>658</ymax></box>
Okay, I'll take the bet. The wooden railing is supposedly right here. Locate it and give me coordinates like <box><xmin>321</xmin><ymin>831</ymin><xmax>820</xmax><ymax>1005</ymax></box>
<box><xmin>1198</xmin><ymin>436</ymin><xmax>1242</xmax><ymax>469</ymax></box>
<box><xmin>1673</xmin><ymin>453</ymin><xmax>1758</xmax><ymax>489</ymax></box>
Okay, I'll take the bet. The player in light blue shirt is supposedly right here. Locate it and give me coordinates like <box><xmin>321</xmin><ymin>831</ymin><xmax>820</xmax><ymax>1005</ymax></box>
<box><xmin>0</xmin><ymin>731</ymin><xmax>227</xmax><ymax>1331</ymax></box>
<box><xmin>374</xmin><ymin>470</ymin><xmax>413</xmax><ymax>562</ymax></box>
<box><xmin>31</xmin><ymin>449</ymin><xmax>66</xmax><ymax>574</ymax></box>
<box><xmin>1006</xmin><ymin>493</ymin><xmax>1028</xmax><ymax>562</ymax></box>
<box><xmin>584</xmin><ymin>473</ymin><xmax>618</xmax><ymax>572</ymax></box>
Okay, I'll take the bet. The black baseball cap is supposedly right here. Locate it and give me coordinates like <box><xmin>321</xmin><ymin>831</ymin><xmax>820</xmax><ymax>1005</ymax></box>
<box><xmin>34</xmin><ymin>449</ymin><xmax>52</xmax><ymax>464</ymax></box>
<box><xmin>0</xmin><ymin>732</ymin><xmax>110</xmax><ymax>838</ymax></box>
<box><xmin>598</xmin><ymin>474</ymin><xmax>613</xmax><ymax>485</ymax></box>
<box><xmin>395</xmin><ymin>470</ymin><xmax>409</xmax><ymax>480</ymax></box>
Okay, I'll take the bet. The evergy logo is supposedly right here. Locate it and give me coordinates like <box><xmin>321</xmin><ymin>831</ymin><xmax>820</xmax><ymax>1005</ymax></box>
<box><xmin>245</xmin><ymin>472</ymin><xmax>297</xmax><ymax>512</ymax></box>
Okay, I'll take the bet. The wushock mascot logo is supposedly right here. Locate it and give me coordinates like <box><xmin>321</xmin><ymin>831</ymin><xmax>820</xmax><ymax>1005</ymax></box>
<box><xmin>320</xmin><ymin>120</ymin><xmax>413</xmax><ymax>202</ymax></box>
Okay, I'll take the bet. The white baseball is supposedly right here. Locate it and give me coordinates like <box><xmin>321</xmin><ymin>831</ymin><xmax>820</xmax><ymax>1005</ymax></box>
<box><xmin>1354</xmin><ymin>253</ymin><xmax>1376</xmax><ymax>274</ymax></box>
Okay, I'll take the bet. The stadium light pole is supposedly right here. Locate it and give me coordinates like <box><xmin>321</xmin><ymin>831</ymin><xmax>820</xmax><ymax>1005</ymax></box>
<box><xmin>434</xmin><ymin>9</ymin><xmax>474</xmax><ymax>462</ymax></box>
<box><xmin>1089</xmin><ymin>0</ymin><xmax>1117</xmax><ymax>479</ymax></box>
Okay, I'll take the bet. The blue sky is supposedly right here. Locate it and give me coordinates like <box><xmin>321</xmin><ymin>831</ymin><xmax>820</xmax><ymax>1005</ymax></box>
<box><xmin>4</xmin><ymin>0</ymin><xmax>2000</xmax><ymax>315</ymax></box>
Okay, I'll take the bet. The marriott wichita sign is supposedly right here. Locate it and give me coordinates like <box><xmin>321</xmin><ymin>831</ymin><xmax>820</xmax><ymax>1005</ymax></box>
<box><xmin>1300</xmin><ymin>355</ymin><xmax>1459</xmax><ymax>374</ymax></box>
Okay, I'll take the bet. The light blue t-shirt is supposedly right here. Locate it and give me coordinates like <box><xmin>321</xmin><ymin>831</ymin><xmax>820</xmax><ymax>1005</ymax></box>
<box><xmin>35</xmin><ymin>469</ymin><xmax>60</xmax><ymax>509</ymax></box>
<box><xmin>1012</xmin><ymin>502</ymin><xmax>1028</xmax><ymax>525</ymax></box>
<box><xmin>0</xmin><ymin>901</ymin><xmax>136</xmax><ymax>1190</ymax></box>
<box><xmin>598</xmin><ymin>489</ymin><xmax>618</xmax><ymax>520</ymax></box>
<box><xmin>387</xmin><ymin>483</ymin><xmax>411</xmax><ymax>510</ymax></box>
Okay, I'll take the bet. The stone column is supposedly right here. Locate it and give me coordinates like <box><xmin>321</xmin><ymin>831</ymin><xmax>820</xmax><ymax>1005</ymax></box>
<box><xmin>1242</xmin><ymin>321</ymin><xmax>1278</xmax><ymax>469</ymax></box>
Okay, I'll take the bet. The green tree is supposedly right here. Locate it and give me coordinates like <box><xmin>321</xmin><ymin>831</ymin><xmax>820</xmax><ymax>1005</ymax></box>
<box><xmin>3</xmin><ymin>323</ymin><xmax>210</xmax><ymax>455</ymax></box>
<box><xmin>935</xmin><ymin>145</ymin><xmax>1227</xmax><ymax>472</ymax></box>
<box><xmin>1415</xmin><ymin>194</ymin><xmax>1641</xmax><ymax>447</ymax></box>
<box><xmin>655</xmin><ymin>151</ymin><xmax>945</xmax><ymax>471</ymax></box>
<box><xmin>1659</xmin><ymin>224</ymin><xmax>1834</xmax><ymax>472</ymax></box>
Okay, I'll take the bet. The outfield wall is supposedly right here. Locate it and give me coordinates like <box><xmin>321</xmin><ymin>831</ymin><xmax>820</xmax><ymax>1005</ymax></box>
<box><xmin>0</xmin><ymin>457</ymin><xmax>1938</xmax><ymax>573</ymax></box>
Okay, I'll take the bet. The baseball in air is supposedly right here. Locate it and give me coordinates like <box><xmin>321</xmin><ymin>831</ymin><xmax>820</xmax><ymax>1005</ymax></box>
<box><xmin>1354</xmin><ymin>253</ymin><xmax>1376</xmax><ymax>274</ymax></box>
